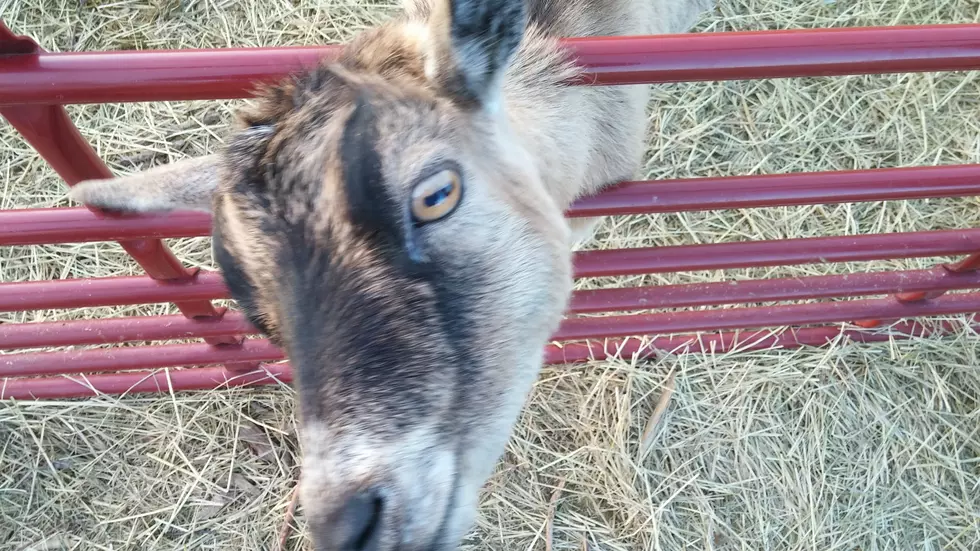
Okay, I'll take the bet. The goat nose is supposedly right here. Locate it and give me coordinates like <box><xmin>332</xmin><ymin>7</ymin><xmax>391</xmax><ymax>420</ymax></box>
<box><xmin>331</xmin><ymin>489</ymin><xmax>384</xmax><ymax>551</ymax></box>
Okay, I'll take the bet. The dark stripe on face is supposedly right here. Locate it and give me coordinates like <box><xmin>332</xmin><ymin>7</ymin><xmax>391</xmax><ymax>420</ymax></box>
<box><xmin>212</xmin><ymin>212</ymin><xmax>280</xmax><ymax>345</ymax></box>
<box><xmin>339</xmin><ymin>99</ymin><xmax>484</xmax><ymax>435</ymax></box>
<box><xmin>339</xmin><ymin>94</ymin><xmax>405</xmax><ymax>250</ymax></box>
<box><xmin>424</xmin><ymin>258</ymin><xmax>485</xmax><ymax>439</ymax></box>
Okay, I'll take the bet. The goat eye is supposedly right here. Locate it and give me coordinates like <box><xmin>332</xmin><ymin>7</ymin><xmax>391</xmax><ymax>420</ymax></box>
<box><xmin>410</xmin><ymin>169</ymin><xmax>462</xmax><ymax>224</ymax></box>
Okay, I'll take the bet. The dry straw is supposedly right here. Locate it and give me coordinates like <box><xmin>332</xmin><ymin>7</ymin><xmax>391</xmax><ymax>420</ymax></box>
<box><xmin>2</xmin><ymin>0</ymin><xmax>980</xmax><ymax>549</ymax></box>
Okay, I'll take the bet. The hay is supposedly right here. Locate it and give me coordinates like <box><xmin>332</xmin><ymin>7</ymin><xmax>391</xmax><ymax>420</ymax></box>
<box><xmin>2</xmin><ymin>0</ymin><xmax>980</xmax><ymax>549</ymax></box>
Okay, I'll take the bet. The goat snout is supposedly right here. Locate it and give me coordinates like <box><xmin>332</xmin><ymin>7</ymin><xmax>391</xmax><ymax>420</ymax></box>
<box><xmin>301</xmin><ymin>423</ymin><xmax>465</xmax><ymax>551</ymax></box>
<box><xmin>315</xmin><ymin>488</ymin><xmax>385</xmax><ymax>551</ymax></box>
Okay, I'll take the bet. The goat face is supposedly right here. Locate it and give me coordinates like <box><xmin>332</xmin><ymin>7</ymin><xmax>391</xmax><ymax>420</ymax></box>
<box><xmin>71</xmin><ymin>1</ymin><xmax>573</xmax><ymax>548</ymax></box>
<box><xmin>215</xmin><ymin>72</ymin><xmax>572</xmax><ymax>551</ymax></box>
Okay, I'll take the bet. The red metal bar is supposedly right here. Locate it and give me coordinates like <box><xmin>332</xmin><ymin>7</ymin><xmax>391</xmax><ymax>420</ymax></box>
<box><xmin>0</xmin><ymin>28</ymin><xmax>238</xmax><ymax>347</ymax></box>
<box><xmin>565</xmin><ymin>164</ymin><xmax>980</xmax><ymax>218</ymax></box>
<box><xmin>0</xmin><ymin>208</ymin><xmax>211</xmax><ymax>247</ymax></box>
<box><xmin>3</xmin><ymin>25</ymin><xmax>980</xmax><ymax>106</ymax></box>
<box><xmin>862</xmin><ymin>243</ymin><xmax>980</xmax><ymax>326</ymax></box>
<box><xmin>4</xmin><ymin>291</ymin><xmax>979</xmax><ymax>374</ymax></box>
<box><xmin>896</xmin><ymin>252</ymin><xmax>980</xmax><ymax>302</ymax></box>
<box><xmin>543</xmin><ymin>319</ymin><xmax>967</xmax><ymax>364</ymax></box>
<box><xmin>0</xmin><ymin>271</ymin><xmax>229</xmax><ymax>313</ymax></box>
<box><xmin>0</xmin><ymin>104</ymin><xmax>237</xmax><ymax>345</ymax></box>
<box><xmin>556</xmin><ymin>290</ymin><xmax>980</xmax><ymax>340</ymax></box>
<box><xmin>0</xmin><ymin>312</ymin><xmax>254</xmax><ymax>349</ymax></box>
<box><xmin>6</xmin><ymin>163</ymin><xmax>980</xmax><ymax>246</ymax></box>
<box><xmin>574</xmin><ymin>228</ymin><xmax>980</xmax><ymax>278</ymax></box>
<box><xmin>0</xmin><ymin>108</ymin><xmax>202</xmax><ymax>284</ymax></box>
<box><xmin>947</xmin><ymin>253</ymin><xmax>980</xmax><ymax>272</ymax></box>
<box><xmin>6</xmin><ymin>218</ymin><xmax>980</xmax><ymax>278</ymax></box>
<box><xmin>5</xmin><ymin>263</ymin><xmax>980</xmax><ymax>316</ymax></box>
<box><xmin>0</xmin><ymin>105</ymin><xmax>235</xmax><ymax>336</ymax></box>
<box><xmin>1</xmin><ymin>339</ymin><xmax>284</xmax><ymax>378</ymax></box>
<box><xmin>10</xmin><ymin>221</ymin><xmax>979</xmax><ymax>279</ymax></box>
<box><xmin>569</xmin><ymin>266</ymin><xmax>980</xmax><ymax>313</ymax></box>
<box><xmin>567</xmin><ymin>25</ymin><xmax>980</xmax><ymax>86</ymax></box>
<box><xmin>2</xmin><ymin>319</ymin><xmax>970</xmax><ymax>400</ymax></box>
<box><xmin>0</xmin><ymin>363</ymin><xmax>293</xmax><ymax>400</ymax></box>
<box><xmin>0</xmin><ymin>229</ymin><xmax>980</xmax><ymax>346</ymax></box>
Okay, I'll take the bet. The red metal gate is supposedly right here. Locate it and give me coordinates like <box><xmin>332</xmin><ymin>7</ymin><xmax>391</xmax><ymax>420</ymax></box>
<box><xmin>3</xmin><ymin>21</ymin><xmax>980</xmax><ymax>400</ymax></box>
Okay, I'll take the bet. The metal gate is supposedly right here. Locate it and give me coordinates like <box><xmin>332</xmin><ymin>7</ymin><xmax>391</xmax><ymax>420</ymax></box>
<box><xmin>3</xmin><ymin>21</ymin><xmax>980</xmax><ymax>399</ymax></box>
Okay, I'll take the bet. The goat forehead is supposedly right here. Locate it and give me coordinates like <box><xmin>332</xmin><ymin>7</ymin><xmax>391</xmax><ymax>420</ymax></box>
<box><xmin>261</xmin><ymin>90</ymin><xmax>466</xmax><ymax>256</ymax></box>
<box><xmin>254</xmin><ymin>97</ymin><xmax>456</xmax><ymax>315</ymax></box>
<box><xmin>260</xmin><ymin>95</ymin><xmax>456</xmax><ymax>216</ymax></box>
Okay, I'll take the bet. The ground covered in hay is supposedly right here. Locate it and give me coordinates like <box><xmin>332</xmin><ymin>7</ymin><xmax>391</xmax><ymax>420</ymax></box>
<box><xmin>2</xmin><ymin>0</ymin><xmax>980</xmax><ymax>549</ymax></box>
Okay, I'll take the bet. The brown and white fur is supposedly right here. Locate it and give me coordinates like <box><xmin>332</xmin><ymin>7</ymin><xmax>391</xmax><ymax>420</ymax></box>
<box><xmin>69</xmin><ymin>0</ymin><xmax>714</xmax><ymax>549</ymax></box>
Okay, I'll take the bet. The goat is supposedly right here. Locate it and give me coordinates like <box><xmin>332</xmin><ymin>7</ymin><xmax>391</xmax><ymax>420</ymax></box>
<box><xmin>69</xmin><ymin>0</ymin><xmax>715</xmax><ymax>548</ymax></box>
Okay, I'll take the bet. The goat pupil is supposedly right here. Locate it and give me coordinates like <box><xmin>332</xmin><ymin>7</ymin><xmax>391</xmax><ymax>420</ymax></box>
<box><xmin>425</xmin><ymin>184</ymin><xmax>453</xmax><ymax>207</ymax></box>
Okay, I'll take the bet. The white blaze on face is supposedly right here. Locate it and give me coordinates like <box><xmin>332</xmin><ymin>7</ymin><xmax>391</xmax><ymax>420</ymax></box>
<box><xmin>396</xmin><ymin>437</ymin><xmax>456</xmax><ymax>543</ymax></box>
<box><xmin>299</xmin><ymin>421</ymin><xmax>458</xmax><ymax>546</ymax></box>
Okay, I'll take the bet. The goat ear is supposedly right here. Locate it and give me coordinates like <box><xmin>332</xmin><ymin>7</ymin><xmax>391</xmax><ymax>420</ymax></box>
<box><xmin>426</xmin><ymin>0</ymin><xmax>526</xmax><ymax>111</ymax></box>
<box><xmin>69</xmin><ymin>155</ymin><xmax>220</xmax><ymax>213</ymax></box>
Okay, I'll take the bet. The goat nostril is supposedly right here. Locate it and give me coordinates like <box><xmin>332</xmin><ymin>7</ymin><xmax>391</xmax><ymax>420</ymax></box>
<box><xmin>338</xmin><ymin>489</ymin><xmax>383</xmax><ymax>551</ymax></box>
